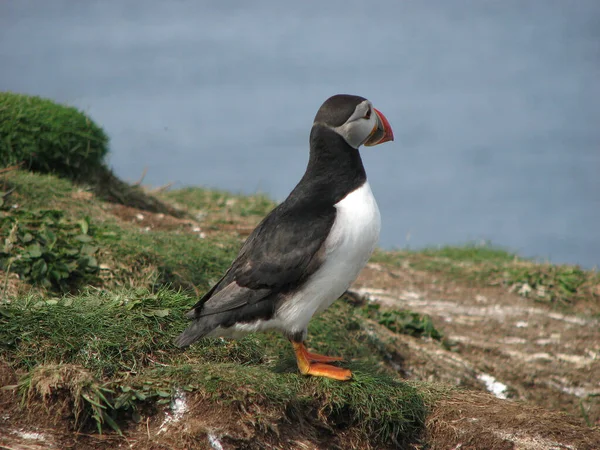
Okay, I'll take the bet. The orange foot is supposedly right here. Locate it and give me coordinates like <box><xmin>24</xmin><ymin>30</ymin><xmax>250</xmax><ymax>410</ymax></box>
<box><xmin>291</xmin><ymin>341</ymin><xmax>352</xmax><ymax>381</ymax></box>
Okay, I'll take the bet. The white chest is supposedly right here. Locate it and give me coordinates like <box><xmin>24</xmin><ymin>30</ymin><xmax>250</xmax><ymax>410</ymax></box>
<box><xmin>325</xmin><ymin>181</ymin><xmax>381</xmax><ymax>266</ymax></box>
<box><xmin>277</xmin><ymin>181</ymin><xmax>381</xmax><ymax>333</ymax></box>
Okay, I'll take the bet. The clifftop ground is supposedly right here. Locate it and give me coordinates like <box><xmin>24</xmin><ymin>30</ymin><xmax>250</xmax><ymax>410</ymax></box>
<box><xmin>0</xmin><ymin>169</ymin><xmax>598</xmax><ymax>449</ymax></box>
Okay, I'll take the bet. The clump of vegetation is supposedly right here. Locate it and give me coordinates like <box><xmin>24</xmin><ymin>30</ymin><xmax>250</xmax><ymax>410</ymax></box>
<box><xmin>0</xmin><ymin>92</ymin><xmax>109</xmax><ymax>180</ymax></box>
<box><xmin>506</xmin><ymin>264</ymin><xmax>589</xmax><ymax>305</ymax></box>
<box><xmin>361</xmin><ymin>303</ymin><xmax>442</xmax><ymax>340</ymax></box>
<box><xmin>16</xmin><ymin>364</ymin><xmax>122</xmax><ymax>434</ymax></box>
<box><xmin>0</xmin><ymin>208</ymin><xmax>99</xmax><ymax>291</ymax></box>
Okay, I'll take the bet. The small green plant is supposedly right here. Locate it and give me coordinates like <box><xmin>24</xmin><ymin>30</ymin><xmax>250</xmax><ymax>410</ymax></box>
<box><xmin>0</xmin><ymin>209</ymin><xmax>99</xmax><ymax>290</ymax></box>
<box><xmin>361</xmin><ymin>303</ymin><xmax>443</xmax><ymax>340</ymax></box>
<box><xmin>15</xmin><ymin>364</ymin><xmax>174</xmax><ymax>435</ymax></box>
<box><xmin>0</xmin><ymin>92</ymin><xmax>109</xmax><ymax>180</ymax></box>
<box><xmin>507</xmin><ymin>265</ymin><xmax>588</xmax><ymax>305</ymax></box>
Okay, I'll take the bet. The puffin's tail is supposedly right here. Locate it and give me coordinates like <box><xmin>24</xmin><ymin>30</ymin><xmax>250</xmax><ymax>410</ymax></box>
<box><xmin>174</xmin><ymin>315</ymin><xmax>220</xmax><ymax>348</ymax></box>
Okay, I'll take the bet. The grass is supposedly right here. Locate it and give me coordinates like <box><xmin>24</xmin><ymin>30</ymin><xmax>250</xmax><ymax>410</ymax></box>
<box><xmin>0</xmin><ymin>92</ymin><xmax>109</xmax><ymax>181</ymax></box>
<box><xmin>1</xmin><ymin>170</ymin><xmax>85</xmax><ymax>212</ymax></box>
<box><xmin>1</xmin><ymin>171</ymin><xmax>242</xmax><ymax>293</ymax></box>
<box><xmin>2</xmin><ymin>170</ymin><xmax>596</xmax><ymax>447</ymax></box>
<box><xmin>372</xmin><ymin>244</ymin><xmax>599</xmax><ymax>307</ymax></box>
<box><xmin>0</xmin><ymin>167</ymin><xmax>432</xmax><ymax>448</ymax></box>
<box><xmin>0</xmin><ymin>287</ymin><xmax>400</xmax><ymax>380</ymax></box>
<box><xmin>98</xmin><ymin>222</ymin><xmax>239</xmax><ymax>291</ymax></box>
<box><xmin>163</xmin><ymin>186</ymin><xmax>276</xmax><ymax>218</ymax></box>
<box><xmin>1</xmin><ymin>286</ymin><xmax>432</xmax><ymax>445</ymax></box>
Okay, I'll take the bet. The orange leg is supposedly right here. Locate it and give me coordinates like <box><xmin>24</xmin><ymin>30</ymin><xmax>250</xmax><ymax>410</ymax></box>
<box><xmin>291</xmin><ymin>341</ymin><xmax>352</xmax><ymax>381</ymax></box>
<box><xmin>304</xmin><ymin>349</ymin><xmax>344</xmax><ymax>363</ymax></box>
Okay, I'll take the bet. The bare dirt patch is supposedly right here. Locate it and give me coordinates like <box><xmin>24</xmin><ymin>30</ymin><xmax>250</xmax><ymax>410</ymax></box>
<box><xmin>106</xmin><ymin>202</ymin><xmax>258</xmax><ymax>241</ymax></box>
<box><xmin>426</xmin><ymin>391</ymin><xmax>599</xmax><ymax>449</ymax></box>
<box><xmin>352</xmin><ymin>262</ymin><xmax>600</xmax><ymax>427</ymax></box>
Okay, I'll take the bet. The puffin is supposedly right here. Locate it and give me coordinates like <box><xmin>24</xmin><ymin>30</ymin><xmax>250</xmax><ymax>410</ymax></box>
<box><xmin>175</xmin><ymin>94</ymin><xmax>394</xmax><ymax>381</ymax></box>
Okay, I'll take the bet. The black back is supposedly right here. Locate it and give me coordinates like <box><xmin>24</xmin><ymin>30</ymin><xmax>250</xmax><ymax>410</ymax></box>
<box><xmin>175</xmin><ymin>95</ymin><xmax>369</xmax><ymax>346</ymax></box>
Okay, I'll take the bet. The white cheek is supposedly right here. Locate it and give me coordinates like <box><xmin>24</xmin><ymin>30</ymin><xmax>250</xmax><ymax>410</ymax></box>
<box><xmin>335</xmin><ymin>115</ymin><xmax>377</xmax><ymax>149</ymax></box>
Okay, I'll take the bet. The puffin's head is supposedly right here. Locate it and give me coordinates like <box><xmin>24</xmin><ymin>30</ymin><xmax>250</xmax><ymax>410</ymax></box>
<box><xmin>313</xmin><ymin>94</ymin><xmax>394</xmax><ymax>149</ymax></box>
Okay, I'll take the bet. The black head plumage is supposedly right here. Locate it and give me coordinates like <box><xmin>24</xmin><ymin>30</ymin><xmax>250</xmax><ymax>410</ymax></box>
<box><xmin>313</xmin><ymin>94</ymin><xmax>367</xmax><ymax>127</ymax></box>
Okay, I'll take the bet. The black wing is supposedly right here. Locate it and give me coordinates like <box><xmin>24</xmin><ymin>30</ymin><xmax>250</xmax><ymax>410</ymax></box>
<box><xmin>187</xmin><ymin>201</ymin><xmax>337</xmax><ymax>318</ymax></box>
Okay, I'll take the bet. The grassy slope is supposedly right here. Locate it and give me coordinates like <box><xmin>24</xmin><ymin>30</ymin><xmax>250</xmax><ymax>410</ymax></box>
<box><xmin>0</xmin><ymin>171</ymin><xmax>442</xmax><ymax>448</ymax></box>
<box><xmin>1</xmin><ymin>171</ymin><xmax>597</xmax><ymax>448</ymax></box>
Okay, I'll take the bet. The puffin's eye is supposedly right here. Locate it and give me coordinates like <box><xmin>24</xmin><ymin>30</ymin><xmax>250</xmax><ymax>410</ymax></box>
<box><xmin>364</xmin><ymin>108</ymin><xmax>371</xmax><ymax>119</ymax></box>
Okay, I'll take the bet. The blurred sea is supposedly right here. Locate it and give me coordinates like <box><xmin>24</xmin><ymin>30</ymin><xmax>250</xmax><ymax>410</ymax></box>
<box><xmin>1</xmin><ymin>0</ymin><xmax>599</xmax><ymax>267</ymax></box>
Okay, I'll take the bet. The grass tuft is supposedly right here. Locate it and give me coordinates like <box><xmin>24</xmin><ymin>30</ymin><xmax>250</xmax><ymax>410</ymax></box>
<box><xmin>0</xmin><ymin>92</ymin><xmax>109</xmax><ymax>181</ymax></box>
<box><xmin>17</xmin><ymin>364</ymin><xmax>120</xmax><ymax>434</ymax></box>
<box><xmin>361</xmin><ymin>303</ymin><xmax>442</xmax><ymax>340</ymax></box>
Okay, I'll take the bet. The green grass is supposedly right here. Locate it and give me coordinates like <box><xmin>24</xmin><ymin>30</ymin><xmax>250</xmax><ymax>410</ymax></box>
<box><xmin>98</xmin><ymin>222</ymin><xmax>240</xmax><ymax>290</ymax></box>
<box><xmin>372</xmin><ymin>244</ymin><xmax>599</xmax><ymax>307</ymax></box>
<box><xmin>16</xmin><ymin>361</ymin><xmax>432</xmax><ymax>444</ymax></box>
<box><xmin>0</xmin><ymin>288</ymin><xmax>394</xmax><ymax>379</ymax></box>
<box><xmin>1</xmin><ymin>287</ymin><xmax>432</xmax><ymax>445</ymax></box>
<box><xmin>163</xmin><ymin>186</ymin><xmax>276</xmax><ymax>218</ymax></box>
<box><xmin>1</xmin><ymin>171</ymin><xmax>242</xmax><ymax>292</ymax></box>
<box><xmin>0</xmin><ymin>92</ymin><xmax>109</xmax><ymax>181</ymax></box>
<box><xmin>420</xmin><ymin>244</ymin><xmax>518</xmax><ymax>263</ymax></box>
<box><xmin>15</xmin><ymin>170</ymin><xmax>598</xmax><ymax>446</ymax></box>
<box><xmin>2</xmin><ymin>171</ymin><xmax>83</xmax><ymax>211</ymax></box>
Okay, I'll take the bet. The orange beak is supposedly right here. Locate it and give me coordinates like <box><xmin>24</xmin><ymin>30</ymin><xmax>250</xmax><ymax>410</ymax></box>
<box><xmin>363</xmin><ymin>108</ymin><xmax>394</xmax><ymax>147</ymax></box>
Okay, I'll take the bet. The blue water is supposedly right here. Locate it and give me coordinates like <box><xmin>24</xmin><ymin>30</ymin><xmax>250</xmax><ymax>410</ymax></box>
<box><xmin>1</xmin><ymin>1</ymin><xmax>599</xmax><ymax>267</ymax></box>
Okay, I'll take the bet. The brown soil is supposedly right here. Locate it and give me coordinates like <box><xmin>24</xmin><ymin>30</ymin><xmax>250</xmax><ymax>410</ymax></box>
<box><xmin>425</xmin><ymin>391</ymin><xmax>599</xmax><ymax>449</ymax></box>
<box><xmin>107</xmin><ymin>203</ymin><xmax>201</xmax><ymax>233</ymax></box>
<box><xmin>351</xmin><ymin>262</ymin><xmax>600</xmax><ymax>430</ymax></box>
